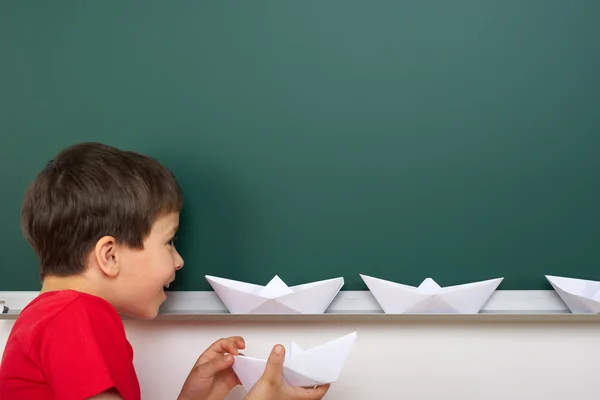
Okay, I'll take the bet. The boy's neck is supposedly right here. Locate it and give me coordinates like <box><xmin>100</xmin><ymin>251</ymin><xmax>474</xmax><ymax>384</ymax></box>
<box><xmin>41</xmin><ymin>274</ymin><xmax>105</xmax><ymax>299</ymax></box>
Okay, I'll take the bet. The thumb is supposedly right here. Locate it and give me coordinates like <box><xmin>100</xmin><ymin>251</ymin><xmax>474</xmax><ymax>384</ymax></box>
<box><xmin>196</xmin><ymin>353</ymin><xmax>234</xmax><ymax>379</ymax></box>
<box><xmin>261</xmin><ymin>344</ymin><xmax>285</xmax><ymax>384</ymax></box>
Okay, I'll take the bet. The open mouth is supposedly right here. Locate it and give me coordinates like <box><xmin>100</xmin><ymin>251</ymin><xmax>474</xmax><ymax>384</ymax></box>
<box><xmin>163</xmin><ymin>277</ymin><xmax>175</xmax><ymax>292</ymax></box>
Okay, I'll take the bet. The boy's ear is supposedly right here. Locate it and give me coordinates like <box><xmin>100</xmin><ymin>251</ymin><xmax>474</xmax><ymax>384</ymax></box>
<box><xmin>94</xmin><ymin>236</ymin><xmax>120</xmax><ymax>277</ymax></box>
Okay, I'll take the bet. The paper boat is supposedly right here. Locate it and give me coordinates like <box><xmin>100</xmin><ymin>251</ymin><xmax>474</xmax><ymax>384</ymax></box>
<box><xmin>233</xmin><ymin>331</ymin><xmax>357</xmax><ymax>392</ymax></box>
<box><xmin>360</xmin><ymin>274</ymin><xmax>503</xmax><ymax>314</ymax></box>
<box><xmin>545</xmin><ymin>275</ymin><xmax>600</xmax><ymax>313</ymax></box>
<box><xmin>205</xmin><ymin>275</ymin><xmax>344</xmax><ymax>314</ymax></box>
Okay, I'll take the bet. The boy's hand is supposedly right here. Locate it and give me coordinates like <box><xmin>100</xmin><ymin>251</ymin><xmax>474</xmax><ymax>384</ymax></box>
<box><xmin>178</xmin><ymin>336</ymin><xmax>245</xmax><ymax>400</ymax></box>
<box><xmin>244</xmin><ymin>345</ymin><xmax>331</xmax><ymax>400</ymax></box>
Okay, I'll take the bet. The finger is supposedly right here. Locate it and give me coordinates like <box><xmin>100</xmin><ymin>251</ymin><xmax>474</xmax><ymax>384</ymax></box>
<box><xmin>288</xmin><ymin>384</ymin><xmax>331</xmax><ymax>399</ymax></box>
<box><xmin>227</xmin><ymin>336</ymin><xmax>246</xmax><ymax>350</ymax></box>
<box><xmin>212</xmin><ymin>337</ymin><xmax>243</xmax><ymax>354</ymax></box>
<box><xmin>195</xmin><ymin>353</ymin><xmax>235</xmax><ymax>379</ymax></box>
<box><xmin>198</xmin><ymin>337</ymin><xmax>244</xmax><ymax>365</ymax></box>
<box><xmin>261</xmin><ymin>344</ymin><xmax>285</xmax><ymax>385</ymax></box>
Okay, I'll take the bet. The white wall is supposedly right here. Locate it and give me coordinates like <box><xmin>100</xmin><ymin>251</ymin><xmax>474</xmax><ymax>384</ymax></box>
<box><xmin>2</xmin><ymin>318</ymin><xmax>599</xmax><ymax>400</ymax></box>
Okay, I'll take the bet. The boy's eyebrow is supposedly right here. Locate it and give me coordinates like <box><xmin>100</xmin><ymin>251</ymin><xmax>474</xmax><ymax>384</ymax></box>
<box><xmin>168</xmin><ymin>225</ymin><xmax>179</xmax><ymax>235</ymax></box>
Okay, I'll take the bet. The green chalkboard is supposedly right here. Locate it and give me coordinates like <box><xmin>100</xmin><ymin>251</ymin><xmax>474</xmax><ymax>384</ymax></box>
<box><xmin>1</xmin><ymin>1</ymin><xmax>599</xmax><ymax>291</ymax></box>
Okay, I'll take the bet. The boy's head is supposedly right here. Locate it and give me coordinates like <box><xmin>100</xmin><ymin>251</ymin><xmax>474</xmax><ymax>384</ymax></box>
<box><xmin>21</xmin><ymin>142</ymin><xmax>184</xmax><ymax>319</ymax></box>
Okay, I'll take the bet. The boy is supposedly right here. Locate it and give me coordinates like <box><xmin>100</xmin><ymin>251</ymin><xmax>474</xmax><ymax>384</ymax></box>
<box><xmin>0</xmin><ymin>142</ymin><xmax>330</xmax><ymax>400</ymax></box>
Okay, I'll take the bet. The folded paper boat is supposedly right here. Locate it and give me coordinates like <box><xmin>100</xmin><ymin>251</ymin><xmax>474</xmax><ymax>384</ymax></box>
<box><xmin>232</xmin><ymin>331</ymin><xmax>357</xmax><ymax>392</ymax></box>
<box><xmin>205</xmin><ymin>275</ymin><xmax>344</xmax><ymax>314</ymax></box>
<box><xmin>545</xmin><ymin>275</ymin><xmax>600</xmax><ymax>313</ymax></box>
<box><xmin>360</xmin><ymin>274</ymin><xmax>503</xmax><ymax>314</ymax></box>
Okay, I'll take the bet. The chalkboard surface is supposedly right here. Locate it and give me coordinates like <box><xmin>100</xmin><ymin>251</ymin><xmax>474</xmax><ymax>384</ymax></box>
<box><xmin>1</xmin><ymin>1</ymin><xmax>599</xmax><ymax>291</ymax></box>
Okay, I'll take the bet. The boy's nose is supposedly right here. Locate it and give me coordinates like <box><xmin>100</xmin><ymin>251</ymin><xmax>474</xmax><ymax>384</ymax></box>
<box><xmin>175</xmin><ymin>250</ymin><xmax>184</xmax><ymax>270</ymax></box>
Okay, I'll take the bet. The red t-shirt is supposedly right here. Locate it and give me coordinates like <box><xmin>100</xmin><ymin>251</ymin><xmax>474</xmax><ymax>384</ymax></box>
<box><xmin>0</xmin><ymin>290</ymin><xmax>141</xmax><ymax>400</ymax></box>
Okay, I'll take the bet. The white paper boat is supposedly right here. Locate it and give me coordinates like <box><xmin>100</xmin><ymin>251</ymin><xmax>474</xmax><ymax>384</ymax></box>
<box><xmin>360</xmin><ymin>274</ymin><xmax>503</xmax><ymax>314</ymax></box>
<box><xmin>205</xmin><ymin>275</ymin><xmax>344</xmax><ymax>314</ymax></box>
<box><xmin>545</xmin><ymin>275</ymin><xmax>600</xmax><ymax>313</ymax></box>
<box><xmin>232</xmin><ymin>331</ymin><xmax>357</xmax><ymax>392</ymax></box>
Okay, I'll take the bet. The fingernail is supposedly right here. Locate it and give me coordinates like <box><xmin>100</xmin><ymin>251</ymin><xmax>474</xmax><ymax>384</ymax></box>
<box><xmin>224</xmin><ymin>354</ymin><xmax>232</xmax><ymax>362</ymax></box>
<box><xmin>274</xmin><ymin>345</ymin><xmax>283</xmax><ymax>354</ymax></box>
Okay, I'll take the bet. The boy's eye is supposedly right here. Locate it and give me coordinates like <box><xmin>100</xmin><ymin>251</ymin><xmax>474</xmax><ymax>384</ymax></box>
<box><xmin>168</xmin><ymin>235</ymin><xmax>178</xmax><ymax>246</ymax></box>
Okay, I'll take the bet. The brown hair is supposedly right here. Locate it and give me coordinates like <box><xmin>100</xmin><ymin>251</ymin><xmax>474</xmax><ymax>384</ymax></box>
<box><xmin>21</xmin><ymin>142</ymin><xmax>183</xmax><ymax>279</ymax></box>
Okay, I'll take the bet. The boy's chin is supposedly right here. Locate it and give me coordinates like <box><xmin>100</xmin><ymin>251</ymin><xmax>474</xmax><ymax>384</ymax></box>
<box><xmin>119</xmin><ymin>304</ymin><xmax>161</xmax><ymax>320</ymax></box>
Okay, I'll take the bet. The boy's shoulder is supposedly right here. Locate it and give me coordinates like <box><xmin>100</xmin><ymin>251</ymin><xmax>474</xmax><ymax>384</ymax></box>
<box><xmin>20</xmin><ymin>289</ymin><xmax>120</xmax><ymax>323</ymax></box>
<box><xmin>12</xmin><ymin>290</ymin><xmax>124</xmax><ymax>348</ymax></box>
<box><xmin>1</xmin><ymin>292</ymin><xmax>140</xmax><ymax>399</ymax></box>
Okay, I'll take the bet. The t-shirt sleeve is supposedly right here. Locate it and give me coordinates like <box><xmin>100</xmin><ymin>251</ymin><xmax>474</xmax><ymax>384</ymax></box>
<box><xmin>38</xmin><ymin>300</ymin><xmax>122</xmax><ymax>400</ymax></box>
